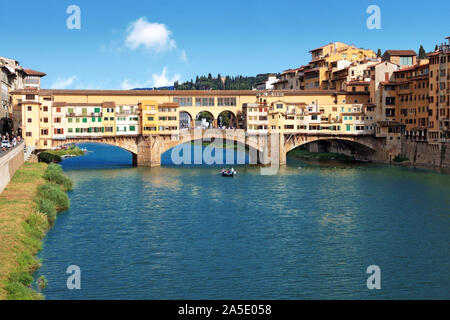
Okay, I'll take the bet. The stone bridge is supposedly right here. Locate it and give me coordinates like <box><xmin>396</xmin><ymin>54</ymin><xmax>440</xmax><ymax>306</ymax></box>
<box><xmin>54</xmin><ymin>129</ymin><xmax>390</xmax><ymax>166</ymax></box>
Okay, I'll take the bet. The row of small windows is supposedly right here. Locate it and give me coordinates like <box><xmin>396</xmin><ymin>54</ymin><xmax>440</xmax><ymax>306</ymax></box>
<box><xmin>173</xmin><ymin>97</ymin><xmax>237</xmax><ymax>107</ymax></box>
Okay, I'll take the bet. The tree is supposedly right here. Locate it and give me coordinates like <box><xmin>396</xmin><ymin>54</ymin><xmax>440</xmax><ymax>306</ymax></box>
<box><xmin>418</xmin><ymin>45</ymin><xmax>426</xmax><ymax>59</ymax></box>
<box><xmin>376</xmin><ymin>49</ymin><xmax>382</xmax><ymax>58</ymax></box>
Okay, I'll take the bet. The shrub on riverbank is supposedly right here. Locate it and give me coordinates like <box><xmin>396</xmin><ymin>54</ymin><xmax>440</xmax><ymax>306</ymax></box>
<box><xmin>35</xmin><ymin>198</ymin><xmax>57</xmax><ymax>224</ymax></box>
<box><xmin>38</xmin><ymin>152</ymin><xmax>61</xmax><ymax>164</ymax></box>
<box><xmin>43</xmin><ymin>164</ymin><xmax>73</xmax><ymax>191</ymax></box>
<box><xmin>37</xmin><ymin>183</ymin><xmax>70</xmax><ymax>212</ymax></box>
<box><xmin>393</xmin><ymin>154</ymin><xmax>410</xmax><ymax>163</ymax></box>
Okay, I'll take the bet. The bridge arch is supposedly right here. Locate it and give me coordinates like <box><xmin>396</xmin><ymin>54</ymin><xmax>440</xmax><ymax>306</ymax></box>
<box><xmin>179</xmin><ymin>111</ymin><xmax>193</xmax><ymax>129</ymax></box>
<box><xmin>217</xmin><ymin>110</ymin><xmax>236</xmax><ymax>128</ymax></box>
<box><xmin>52</xmin><ymin>137</ymin><xmax>138</xmax><ymax>156</ymax></box>
<box><xmin>195</xmin><ymin>110</ymin><xmax>215</xmax><ymax>128</ymax></box>
<box><xmin>160</xmin><ymin>129</ymin><xmax>264</xmax><ymax>156</ymax></box>
<box><xmin>285</xmin><ymin>135</ymin><xmax>376</xmax><ymax>161</ymax></box>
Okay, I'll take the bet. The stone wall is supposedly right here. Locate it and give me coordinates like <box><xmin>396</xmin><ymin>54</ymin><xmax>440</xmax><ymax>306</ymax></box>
<box><xmin>403</xmin><ymin>140</ymin><xmax>450</xmax><ymax>168</ymax></box>
<box><xmin>0</xmin><ymin>142</ymin><xmax>25</xmax><ymax>195</ymax></box>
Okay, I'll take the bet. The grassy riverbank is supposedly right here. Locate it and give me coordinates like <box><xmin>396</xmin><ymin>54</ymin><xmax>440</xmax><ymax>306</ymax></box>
<box><xmin>46</xmin><ymin>146</ymin><xmax>84</xmax><ymax>157</ymax></box>
<box><xmin>0</xmin><ymin>163</ymin><xmax>72</xmax><ymax>300</ymax></box>
<box><xmin>38</xmin><ymin>146</ymin><xmax>85</xmax><ymax>164</ymax></box>
<box><xmin>288</xmin><ymin>149</ymin><xmax>355</xmax><ymax>161</ymax></box>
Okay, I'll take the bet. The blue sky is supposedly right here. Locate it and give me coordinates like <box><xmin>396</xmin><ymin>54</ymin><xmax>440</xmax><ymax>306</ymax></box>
<box><xmin>1</xmin><ymin>0</ymin><xmax>449</xmax><ymax>89</ymax></box>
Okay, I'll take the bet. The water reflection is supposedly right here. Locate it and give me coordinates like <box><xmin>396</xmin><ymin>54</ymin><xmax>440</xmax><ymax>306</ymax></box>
<box><xmin>33</xmin><ymin>143</ymin><xmax>450</xmax><ymax>299</ymax></box>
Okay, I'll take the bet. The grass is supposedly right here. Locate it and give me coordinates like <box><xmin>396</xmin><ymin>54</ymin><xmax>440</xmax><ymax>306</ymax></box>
<box><xmin>0</xmin><ymin>162</ymin><xmax>73</xmax><ymax>299</ymax></box>
<box><xmin>288</xmin><ymin>148</ymin><xmax>355</xmax><ymax>161</ymax></box>
<box><xmin>46</xmin><ymin>146</ymin><xmax>84</xmax><ymax>157</ymax></box>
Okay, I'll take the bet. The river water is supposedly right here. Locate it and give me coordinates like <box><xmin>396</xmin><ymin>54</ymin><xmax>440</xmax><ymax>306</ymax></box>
<box><xmin>34</xmin><ymin>143</ymin><xmax>450</xmax><ymax>299</ymax></box>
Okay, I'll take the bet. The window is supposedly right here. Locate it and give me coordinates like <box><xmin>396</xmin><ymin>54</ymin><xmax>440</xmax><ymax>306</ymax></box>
<box><xmin>173</xmin><ymin>97</ymin><xmax>192</xmax><ymax>106</ymax></box>
<box><xmin>386</xmin><ymin>97</ymin><xmax>396</xmax><ymax>105</ymax></box>
<box><xmin>26</xmin><ymin>94</ymin><xmax>35</xmax><ymax>100</ymax></box>
<box><xmin>94</xmin><ymin>108</ymin><xmax>101</xmax><ymax>113</ymax></box>
<box><xmin>26</xmin><ymin>132</ymin><xmax>32</xmax><ymax>137</ymax></box>
<box><xmin>68</xmin><ymin>118</ymin><xmax>73</xmax><ymax>123</ymax></box>
<box><xmin>399</xmin><ymin>56</ymin><xmax>413</xmax><ymax>66</ymax></box>
<box><xmin>43</xmin><ymin>106</ymin><xmax>48</xmax><ymax>112</ymax></box>
<box><xmin>83</xmin><ymin>118</ymin><xmax>87</xmax><ymax>123</ymax></box>
<box><xmin>27</xmin><ymin>106</ymin><xmax>32</xmax><ymax>111</ymax></box>
<box><xmin>129</xmin><ymin>126</ymin><xmax>136</xmax><ymax>131</ymax></box>
<box><xmin>56</xmin><ymin>107</ymin><xmax>61</xmax><ymax>113</ymax></box>
<box><xmin>217</xmin><ymin>97</ymin><xmax>237</xmax><ymax>106</ymax></box>
<box><xmin>195</xmin><ymin>97</ymin><xmax>215</xmax><ymax>106</ymax></box>
<box><xmin>28</xmin><ymin>118</ymin><xmax>32</xmax><ymax>123</ymax></box>
<box><xmin>386</xmin><ymin>108</ymin><xmax>395</xmax><ymax>117</ymax></box>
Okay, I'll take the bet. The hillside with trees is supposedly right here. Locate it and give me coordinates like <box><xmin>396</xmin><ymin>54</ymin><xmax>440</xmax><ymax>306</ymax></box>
<box><xmin>174</xmin><ymin>73</ymin><xmax>274</xmax><ymax>90</ymax></box>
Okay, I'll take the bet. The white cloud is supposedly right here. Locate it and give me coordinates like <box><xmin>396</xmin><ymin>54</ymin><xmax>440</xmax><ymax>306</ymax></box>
<box><xmin>125</xmin><ymin>17</ymin><xmax>176</xmax><ymax>51</ymax></box>
<box><xmin>120</xmin><ymin>67</ymin><xmax>180</xmax><ymax>89</ymax></box>
<box><xmin>51</xmin><ymin>76</ymin><xmax>77</xmax><ymax>89</ymax></box>
<box><xmin>180</xmin><ymin>50</ymin><xmax>188</xmax><ymax>63</ymax></box>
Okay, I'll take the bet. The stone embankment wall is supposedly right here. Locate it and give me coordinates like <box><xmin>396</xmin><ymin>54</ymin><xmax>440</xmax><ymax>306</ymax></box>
<box><xmin>0</xmin><ymin>143</ymin><xmax>25</xmax><ymax>195</ymax></box>
<box><xmin>403</xmin><ymin>141</ymin><xmax>450</xmax><ymax>168</ymax></box>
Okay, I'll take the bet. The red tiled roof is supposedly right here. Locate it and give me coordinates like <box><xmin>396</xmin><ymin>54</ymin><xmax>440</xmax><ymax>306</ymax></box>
<box><xmin>23</xmin><ymin>69</ymin><xmax>46</xmax><ymax>76</ymax></box>
<box><xmin>384</xmin><ymin>50</ymin><xmax>417</xmax><ymax>56</ymax></box>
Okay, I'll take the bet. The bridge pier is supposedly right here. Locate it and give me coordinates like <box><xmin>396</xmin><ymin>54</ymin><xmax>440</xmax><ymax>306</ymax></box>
<box><xmin>136</xmin><ymin>135</ymin><xmax>164</xmax><ymax>167</ymax></box>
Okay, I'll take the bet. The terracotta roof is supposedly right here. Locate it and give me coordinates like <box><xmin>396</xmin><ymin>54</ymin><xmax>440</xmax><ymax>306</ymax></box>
<box><xmin>23</xmin><ymin>69</ymin><xmax>46</xmax><ymax>76</ymax></box>
<box><xmin>159</xmin><ymin>102</ymin><xmax>179</xmax><ymax>107</ymax></box>
<box><xmin>384</xmin><ymin>50</ymin><xmax>417</xmax><ymax>56</ymax></box>
<box><xmin>394</xmin><ymin>65</ymin><xmax>418</xmax><ymax>73</ymax></box>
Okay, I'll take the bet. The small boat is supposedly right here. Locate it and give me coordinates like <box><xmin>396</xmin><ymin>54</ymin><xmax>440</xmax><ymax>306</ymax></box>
<box><xmin>221</xmin><ymin>168</ymin><xmax>236</xmax><ymax>177</ymax></box>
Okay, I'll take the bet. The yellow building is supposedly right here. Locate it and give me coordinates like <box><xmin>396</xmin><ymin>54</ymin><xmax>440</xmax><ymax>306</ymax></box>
<box><xmin>157</xmin><ymin>102</ymin><xmax>179</xmax><ymax>135</ymax></box>
<box><xmin>139</xmin><ymin>100</ymin><xmax>159</xmax><ymax>134</ymax></box>
<box><xmin>103</xmin><ymin>102</ymin><xmax>116</xmax><ymax>136</ymax></box>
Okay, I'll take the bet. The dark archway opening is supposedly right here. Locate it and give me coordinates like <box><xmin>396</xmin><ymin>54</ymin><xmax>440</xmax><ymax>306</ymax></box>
<box><xmin>217</xmin><ymin>111</ymin><xmax>236</xmax><ymax>129</ymax></box>
<box><xmin>288</xmin><ymin>139</ymin><xmax>375</xmax><ymax>162</ymax></box>
<box><xmin>179</xmin><ymin>111</ymin><xmax>193</xmax><ymax>129</ymax></box>
<box><xmin>195</xmin><ymin>111</ymin><xmax>215</xmax><ymax>129</ymax></box>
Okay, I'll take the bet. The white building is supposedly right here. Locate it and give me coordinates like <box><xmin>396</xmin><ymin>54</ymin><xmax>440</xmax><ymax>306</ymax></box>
<box><xmin>253</xmin><ymin>74</ymin><xmax>277</xmax><ymax>90</ymax></box>
<box><xmin>115</xmin><ymin>105</ymin><xmax>140</xmax><ymax>135</ymax></box>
